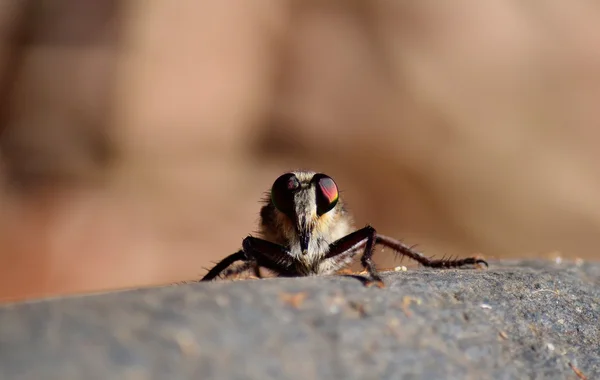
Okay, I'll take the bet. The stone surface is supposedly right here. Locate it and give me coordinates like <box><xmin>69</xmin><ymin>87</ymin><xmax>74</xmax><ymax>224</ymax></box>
<box><xmin>0</xmin><ymin>260</ymin><xmax>598</xmax><ymax>380</ymax></box>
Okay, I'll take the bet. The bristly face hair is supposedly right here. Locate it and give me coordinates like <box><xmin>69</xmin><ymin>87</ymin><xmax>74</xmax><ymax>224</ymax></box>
<box><xmin>201</xmin><ymin>170</ymin><xmax>488</xmax><ymax>287</ymax></box>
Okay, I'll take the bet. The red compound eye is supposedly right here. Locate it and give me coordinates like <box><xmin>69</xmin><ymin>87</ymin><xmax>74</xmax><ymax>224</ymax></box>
<box><xmin>313</xmin><ymin>174</ymin><xmax>339</xmax><ymax>216</ymax></box>
<box><xmin>318</xmin><ymin>177</ymin><xmax>338</xmax><ymax>204</ymax></box>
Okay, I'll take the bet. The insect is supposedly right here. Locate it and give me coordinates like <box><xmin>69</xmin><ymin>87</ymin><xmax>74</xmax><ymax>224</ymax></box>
<box><xmin>201</xmin><ymin>170</ymin><xmax>488</xmax><ymax>287</ymax></box>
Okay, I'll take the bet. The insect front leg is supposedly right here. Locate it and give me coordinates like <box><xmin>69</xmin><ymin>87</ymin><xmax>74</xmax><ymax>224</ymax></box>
<box><xmin>325</xmin><ymin>225</ymin><xmax>383</xmax><ymax>287</ymax></box>
<box><xmin>240</xmin><ymin>236</ymin><xmax>298</xmax><ymax>277</ymax></box>
<box><xmin>201</xmin><ymin>250</ymin><xmax>248</xmax><ymax>281</ymax></box>
<box><xmin>201</xmin><ymin>236</ymin><xmax>298</xmax><ymax>281</ymax></box>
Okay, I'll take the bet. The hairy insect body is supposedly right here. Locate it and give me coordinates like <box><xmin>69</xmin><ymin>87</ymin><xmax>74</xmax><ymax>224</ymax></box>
<box><xmin>259</xmin><ymin>196</ymin><xmax>354</xmax><ymax>275</ymax></box>
<box><xmin>201</xmin><ymin>170</ymin><xmax>488</xmax><ymax>286</ymax></box>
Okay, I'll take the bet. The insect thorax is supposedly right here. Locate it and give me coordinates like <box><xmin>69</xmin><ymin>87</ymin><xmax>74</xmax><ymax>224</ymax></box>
<box><xmin>258</xmin><ymin>200</ymin><xmax>354</xmax><ymax>274</ymax></box>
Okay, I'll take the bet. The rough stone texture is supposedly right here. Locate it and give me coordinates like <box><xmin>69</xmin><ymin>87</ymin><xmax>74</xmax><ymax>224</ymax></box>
<box><xmin>0</xmin><ymin>260</ymin><xmax>598</xmax><ymax>380</ymax></box>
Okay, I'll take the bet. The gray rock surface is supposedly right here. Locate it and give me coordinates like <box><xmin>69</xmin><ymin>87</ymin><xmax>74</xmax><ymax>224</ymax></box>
<box><xmin>0</xmin><ymin>260</ymin><xmax>598</xmax><ymax>380</ymax></box>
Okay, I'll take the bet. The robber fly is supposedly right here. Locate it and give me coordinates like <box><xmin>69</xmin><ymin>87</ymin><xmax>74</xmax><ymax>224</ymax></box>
<box><xmin>201</xmin><ymin>170</ymin><xmax>487</xmax><ymax>287</ymax></box>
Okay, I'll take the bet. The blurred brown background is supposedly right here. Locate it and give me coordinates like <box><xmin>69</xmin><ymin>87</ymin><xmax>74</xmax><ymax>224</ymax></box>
<box><xmin>1</xmin><ymin>0</ymin><xmax>600</xmax><ymax>302</ymax></box>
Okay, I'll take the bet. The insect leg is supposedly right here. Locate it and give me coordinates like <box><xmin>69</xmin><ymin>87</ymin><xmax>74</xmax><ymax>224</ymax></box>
<box><xmin>202</xmin><ymin>236</ymin><xmax>298</xmax><ymax>281</ymax></box>
<box><xmin>325</xmin><ymin>226</ymin><xmax>382</xmax><ymax>286</ymax></box>
<box><xmin>375</xmin><ymin>234</ymin><xmax>488</xmax><ymax>268</ymax></box>
<box><xmin>201</xmin><ymin>250</ymin><xmax>247</xmax><ymax>281</ymax></box>
<box><xmin>241</xmin><ymin>236</ymin><xmax>297</xmax><ymax>276</ymax></box>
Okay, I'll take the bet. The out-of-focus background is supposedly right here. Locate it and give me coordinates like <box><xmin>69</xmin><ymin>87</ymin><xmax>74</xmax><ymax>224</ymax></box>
<box><xmin>1</xmin><ymin>0</ymin><xmax>600</xmax><ymax>302</ymax></box>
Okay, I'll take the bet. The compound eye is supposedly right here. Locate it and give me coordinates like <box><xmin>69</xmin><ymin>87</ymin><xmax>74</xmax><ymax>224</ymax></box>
<box><xmin>271</xmin><ymin>172</ymin><xmax>300</xmax><ymax>216</ymax></box>
<box><xmin>314</xmin><ymin>174</ymin><xmax>339</xmax><ymax>216</ymax></box>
